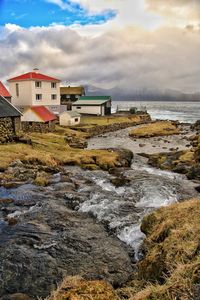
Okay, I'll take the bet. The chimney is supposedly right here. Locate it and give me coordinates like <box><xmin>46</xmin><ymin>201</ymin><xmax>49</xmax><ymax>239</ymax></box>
<box><xmin>33</xmin><ymin>68</ymin><xmax>39</xmax><ymax>73</ymax></box>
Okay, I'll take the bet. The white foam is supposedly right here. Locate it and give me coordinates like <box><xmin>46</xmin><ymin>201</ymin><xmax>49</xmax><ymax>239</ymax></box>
<box><xmin>117</xmin><ymin>224</ymin><xmax>146</xmax><ymax>261</ymax></box>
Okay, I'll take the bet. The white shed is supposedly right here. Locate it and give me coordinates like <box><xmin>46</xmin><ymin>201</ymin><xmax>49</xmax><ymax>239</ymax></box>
<box><xmin>59</xmin><ymin>111</ymin><xmax>81</xmax><ymax>126</ymax></box>
<box><xmin>72</xmin><ymin>96</ymin><xmax>112</xmax><ymax>116</ymax></box>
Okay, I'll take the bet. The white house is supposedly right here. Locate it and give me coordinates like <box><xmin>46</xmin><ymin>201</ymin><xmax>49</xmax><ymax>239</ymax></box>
<box><xmin>72</xmin><ymin>96</ymin><xmax>112</xmax><ymax>116</ymax></box>
<box><xmin>59</xmin><ymin>111</ymin><xmax>81</xmax><ymax>126</ymax></box>
<box><xmin>21</xmin><ymin>105</ymin><xmax>57</xmax><ymax>132</ymax></box>
<box><xmin>7</xmin><ymin>70</ymin><xmax>61</xmax><ymax>115</ymax></box>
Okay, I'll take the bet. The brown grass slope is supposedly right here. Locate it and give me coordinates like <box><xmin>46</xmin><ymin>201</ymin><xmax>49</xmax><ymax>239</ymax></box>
<box><xmin>129</xmin><ymin>121</ymin><xmax>179</xmax><ymax>138</ymax></box>
<box><xmin>118</xmin><ymin>198</ymin><xmax>200</xmax><ymax>300</ymax></box>
<box><xmin>46</xmin><ymin>199</ymin><xmax>200</xmax><ymax>300</ymax></box>
<box><xmin>0</xmin><ymin>127</ymin><xmax>124</xmax><ymax>171</ymax></box>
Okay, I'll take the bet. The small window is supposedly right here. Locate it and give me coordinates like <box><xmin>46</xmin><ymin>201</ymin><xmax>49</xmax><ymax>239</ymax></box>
<box><xmin>16</xmin><ymin>83</ymin><xmax>19</xmax><ymax>97</ymax></box>
<box><xmin>51</xmin><ymin>94</ymin><xmax>57</xmax><ymax>100</ymax></box>
<box><xmin>51</xmin><ymin>82</ymin><xmax>57</xmax><ymax>88</ymax></box>
<box><xmin>76</xmin><ymin>106</ymin><xmax>81</xmax><ymax>109</ymax></box>
<box><xmin>36</xmin><ymin>94</ymin><xmax>42</xmax><ymax>101</ymax></box>
<box><xmin>75</xmin><ymin>118</ymin><xmax>79</xmax><ymax>122</ymax></box>
<box><xmin>35</xmin><ymin>81</ymin><xmax>42</xmax><ymax>88</ymax></box>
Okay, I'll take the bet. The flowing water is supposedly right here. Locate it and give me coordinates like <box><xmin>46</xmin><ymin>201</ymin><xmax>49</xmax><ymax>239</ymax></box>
<box><xmin>0</xmin><ymin>157</ymin><xmax>197</xmax><ymax>259</ymax></box>
<box><xmin>66</xmin><ymin>157</ymin><xmax>197</xmax><ymax>260</ymax></box>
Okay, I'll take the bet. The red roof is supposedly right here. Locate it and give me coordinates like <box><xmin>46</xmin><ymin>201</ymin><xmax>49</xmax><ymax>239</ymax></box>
<box><xmin>31</xmin><ymin>106</ymin><xmax>57</xmax><ymax>122</ymax></box>
<box><xmin>0</xmin><ymin>81</ymin><xmax>11</xmax><ymax>97</ymax></box>
<box><xmin>8</xmin><ymin>72</ymin><xmax>60</xmax><ymax>82</ymax></box>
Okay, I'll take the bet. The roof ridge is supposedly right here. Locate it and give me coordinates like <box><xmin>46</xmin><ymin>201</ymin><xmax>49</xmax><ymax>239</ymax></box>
<box><xmin>0</xmin><ymin>95</ymin><xmax>22</xmax><ymax>116</ymax></box>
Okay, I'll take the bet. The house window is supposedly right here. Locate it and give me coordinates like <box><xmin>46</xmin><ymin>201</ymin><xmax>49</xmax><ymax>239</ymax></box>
<box><xmin>75</xmin><ymin>118</ymin><xmax>79</xmax><ymax>122</ymax></box>
<box><xmin>76</xmin><ymin>106</ymin><xmax>81</xmax><ymax>109</ymax></box>
<box><xmin>51</xmin><ymin>82</ymin><xmax>57</xmax><ymax>88</ymax></box>
<box><xmin>16</xmin><ymin>83</ymin><xmax>19</xmax><ymax>97</ymax></box>
<box><xmin>51</xmin><ymin>94</ymin><xmax>57</xmax><ymax>100</ymax></box>
<box><xmin>36</xmin><ymin>94</ymin><xmax>42</xmax><ymax>101</ymax></box>
<box><xmin>35</xmin><ymin>81</ymin><xmax>42</xmax><ymax>88</ymax></box>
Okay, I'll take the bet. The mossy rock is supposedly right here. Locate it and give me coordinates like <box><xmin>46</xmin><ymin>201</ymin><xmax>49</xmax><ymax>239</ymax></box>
<box><xmin>81</xmin><ymin>164</ymin><xmax>100</xmax><ymax>171</ymax></box>
<box><xmin>34</xmin><ymin>172</ymin><xmax>50</xmax><ymax>186</ymax></box>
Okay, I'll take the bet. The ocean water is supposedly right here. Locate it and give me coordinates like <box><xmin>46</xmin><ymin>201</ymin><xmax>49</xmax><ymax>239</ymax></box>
<box><xmin>112</xmin><ymin>101</ymin><xmax>200</xmax><ymax>123</ymax></box>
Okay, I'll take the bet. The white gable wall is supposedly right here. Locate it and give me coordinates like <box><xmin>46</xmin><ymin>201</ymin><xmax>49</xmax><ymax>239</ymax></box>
<box><xmin>59</xmin><ymin>112</ymin><xmax>80</xmax><ymax>126</ymax></box>
<box><xmin>21</xmin><ymin>109</ymin><xmax>43</xmax><ymax>122</ymax></box>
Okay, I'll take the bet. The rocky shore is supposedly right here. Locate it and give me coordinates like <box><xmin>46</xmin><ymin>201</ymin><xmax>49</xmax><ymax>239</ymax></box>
<box><xmin>0</xmin><ymin>117</ymin><xmax>200</xmax><ymax>300</ymax></box>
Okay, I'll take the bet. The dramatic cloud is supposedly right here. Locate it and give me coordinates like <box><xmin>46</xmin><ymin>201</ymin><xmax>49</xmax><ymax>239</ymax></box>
<box><xmin>146</xmin><ymin>0</ymin><xmax>200</xmax><ymax>27</ymax></box>
<box><xmin>1</xmin><ymin>23</ymin><xmax>200</xmax><ymax>95</ymax></box>
<box><xmin>0</xmin><ymin>0</ymin><xmax>199</xmax><ymax>96</ymax></box>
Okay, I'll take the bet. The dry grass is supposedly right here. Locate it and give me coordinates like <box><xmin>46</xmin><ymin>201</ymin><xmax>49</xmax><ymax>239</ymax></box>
<box><xmin>47</xmin><ymin>276</ymin><xmax>118</xmax><ymax>300</ymax></box>
<box><xmin>44</xmin><ymin>199</ymin><xmax>200</xmax><ymax>300</ymax></box>
<box><xmin>129</xmin><ymin>121</ymin><xmax>179</xmax><ymax>138</ymax></box>
<box><xmin>177</xmin><ymin>150</ymin><xmax>195</xmax><ymax>164</ymax></box>
<box><xmin>0</xmin><ymin>129</ymin><xmax>120</xmax><ymax>171</ymax></box>
<box><xmin>81</xmin><ymin>115</ymin><xmax>146</xmax><ymax>126</ymax></box>
<box><xmin>118</xmin><ymin>198</ymin><xmax>200</xmax><ymax>300</ymax></box>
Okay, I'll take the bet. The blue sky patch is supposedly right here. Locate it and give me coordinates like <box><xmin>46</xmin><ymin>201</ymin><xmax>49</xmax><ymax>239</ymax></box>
<box><xmin>0</xmin><ymin>0</ymin><xmax>117</xmax><ymax>27</ymax></box>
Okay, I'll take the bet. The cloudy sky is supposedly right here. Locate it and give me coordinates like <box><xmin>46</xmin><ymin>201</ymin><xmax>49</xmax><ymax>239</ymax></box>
<box><xmin>0</xmin><ymin>0</ymin><xmax>200</xmax><ymax>94</ymax></box>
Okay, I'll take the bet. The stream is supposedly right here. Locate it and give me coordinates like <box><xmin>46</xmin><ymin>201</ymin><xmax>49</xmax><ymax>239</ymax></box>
<box><xmin>0</xmin><ymin>125</ymin><xmax>199</xmax><ymax>297</ymax></box>
<box><xmin>0</xmin><ymin>154</ymin><xmax>197</xmax><ymax>260</ymax></box>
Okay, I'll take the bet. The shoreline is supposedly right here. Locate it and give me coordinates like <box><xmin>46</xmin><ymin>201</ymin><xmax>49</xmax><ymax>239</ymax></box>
<box><xmin>0</xmin><ymin>115</ymin><xmax>200</xmax><ymax>300</ymax></box>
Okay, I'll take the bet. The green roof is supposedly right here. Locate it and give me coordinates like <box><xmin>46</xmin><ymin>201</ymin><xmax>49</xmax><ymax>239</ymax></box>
<box><xmin>79</xmin><ymin>96</ymin><xmax>111</xmax><ymax>101</ymax></box>
<box><xmin>72</xmin><ymin>99</ymin><xmax>109</xmax><ymax>106</ymax></box>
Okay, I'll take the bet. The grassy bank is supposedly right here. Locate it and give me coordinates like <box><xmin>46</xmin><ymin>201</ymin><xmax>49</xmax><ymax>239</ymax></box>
<box><xmin>129</xmin><ymin>121</ymin><xmax>179</xmax><ymax>138</ymax></box>
<box><xmin>0</xmin><ymin>126</ymin><xmax>130</xmax><ymax>172</ymax></box>
<box><xmin>121</xmin><ymin>198</ymin><xmax>200</xmax><ymax>299</ymax></box>
<box><xmin>47</xmin><ymin>198</ymin><xmax>200</xmax><ymax>300</ymax></box>
<box><xmin>81</xmin><ymin>114</ymin><xmax>148</xmax><ymax>126</ymax></box>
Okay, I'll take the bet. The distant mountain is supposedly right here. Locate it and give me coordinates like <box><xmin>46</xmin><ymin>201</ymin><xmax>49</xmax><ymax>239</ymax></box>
<box><xmin>62</xmin><ymin>82</ymin><xmax>200</xmax><ymax>101</ymax></box>
<box><xmin>85</xmin><ymin>85</ymin><xmax>200</xmax><ymax>102</ymax></box>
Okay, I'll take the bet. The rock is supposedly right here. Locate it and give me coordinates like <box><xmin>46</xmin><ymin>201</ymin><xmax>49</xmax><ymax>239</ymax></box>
<box><xmin>0</xmin><ymin>293</ymin><xmax>32</xmax><ymax>300</ymax></box>
<box><xmin>139</xmin><ymin>143</ymin><xmax>146</xmax><ymax>148</ymax></box>
<box><xmin>195</xmin><ymin>186</ymin><xmax>200</xmax><ymax>193</ymax></box>
<box><xmin>7</xmin><ymin>217</ymin><xmax>18</xmax><ymax>226</ymax></box>
<box><xmin>0</xmin><ymin>199</ymin><xmax>14</xmax><ymax>206</ymax></box>
<box><xmin>110</xmin><ymin>176</ymin><xmax>130</xmax><ymax>187</ymax></box>
<box><xmin>0</xmin><ymin>198</ymin><xmax>133</xmax><ymax>299</ymax></box>
<box><xmin>187</xmin><ymin>164</ymin><xmax>200</xmax><ymax>180</ymax></box>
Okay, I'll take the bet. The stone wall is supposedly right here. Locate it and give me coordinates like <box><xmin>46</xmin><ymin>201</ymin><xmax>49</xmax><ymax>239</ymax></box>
<box><xmin>21</xmin><ymin>120</ymin><xmax>56</xmax><ymax>133</ymax></box>
<box><xmin>0</xmin><ymin>117</ymin><xmax>18</xmax><ymax>143</ymax></box>
<box><xmin>73</xmin><ymin>114</ymin><xmax>152</xmax><ymax>137</ymax></box>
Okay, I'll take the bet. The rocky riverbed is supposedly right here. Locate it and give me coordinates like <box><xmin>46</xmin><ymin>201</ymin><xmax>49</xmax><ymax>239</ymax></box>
<box><xmin>0</xmin><ymin>120</ymin><xmax>199</xmax><ymax>300</ymax></box>
<box><xmin>88</xmin><ymin>122</ymin><xmax>193</xmax><ymax>154</ymax></box>
<box><xmin>0</xmin><ymin>159</ymin><xmax>198</xmax><ymax>299</ymax></box>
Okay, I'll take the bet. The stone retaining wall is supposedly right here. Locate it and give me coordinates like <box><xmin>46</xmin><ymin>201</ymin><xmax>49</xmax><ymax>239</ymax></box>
<box><xmin>0</xmin><ymin>117</ymin><xmax>20</xmax><ymax>144</ymax></box>
<box><xmin>73</xmin><ymin>114</ymin><xmax>151</xmax><ymax>137</ymax></box>
<box><xmin>21</xmin><ymin>121</ymin><xmax>56</xmax><ymax>133</ymax></box>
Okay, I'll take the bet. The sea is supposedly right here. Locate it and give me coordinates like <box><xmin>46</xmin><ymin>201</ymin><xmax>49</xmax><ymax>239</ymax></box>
<box><xmin>112</xmin><ymin>101</ymin><xmax>200</xmax><ymax>124</ymax></box>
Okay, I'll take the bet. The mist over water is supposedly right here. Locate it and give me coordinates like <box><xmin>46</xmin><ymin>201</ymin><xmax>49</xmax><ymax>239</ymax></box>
<box><xmin>113</xmin><ymin>101</ymin><xmax>200</xmax><ymax>123</ymax></box>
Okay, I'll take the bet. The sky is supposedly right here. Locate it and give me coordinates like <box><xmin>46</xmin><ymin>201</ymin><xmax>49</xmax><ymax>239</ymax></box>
<box><xmin>0</xmin><ymin>0</ymin><xmax>200</xmax><ymax>95</ymax></box>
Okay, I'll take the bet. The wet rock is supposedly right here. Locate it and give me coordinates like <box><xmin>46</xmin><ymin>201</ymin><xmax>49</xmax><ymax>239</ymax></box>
<box><xmin>0</xmin><ymin>199</ymin><xmax>14</xmax><ymax>206</ymax></box>
<box><xmin>195</xmin><ymin>186</ymin><xmax>200</xmax><ymax>193</ymax></box>
<box><xmin>0</xmin><ymin>197</ymin><xmax>133</xmax><ymax>299</ymax></box>
<box><xmin>7</xmin><ymin>217</ymin><xmax>18</xmax><ymax>226</ymax></box>
<box><xmin>110</xmin><ymin>177</ymin><xmax>130</xmax><ymax>187</ymax></box>
<box><xmin>139</xmin><ymin>143</ymin><xmax>146</xmax><ymax>148</ymax></box>
<box><xmin>0</xmin><ymin>293</ymin><xmax>33</xmax><ymax>300</ymax></box>
<box><xmin>187</xmin><ymin>164</ymin><xmax>200</xmax><ymax>180</ymax></box>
